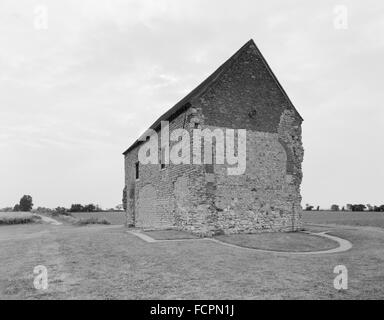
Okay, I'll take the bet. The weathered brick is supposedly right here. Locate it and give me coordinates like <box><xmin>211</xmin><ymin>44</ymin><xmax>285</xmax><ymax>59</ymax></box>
<box><xmin>123</xmin><ymin>39</ymin><xmax>304</xmax><ymax>236</ymax></box>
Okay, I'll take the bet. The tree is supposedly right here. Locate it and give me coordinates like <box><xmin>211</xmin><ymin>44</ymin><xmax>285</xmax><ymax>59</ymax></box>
<box><xmin>331</xmin><ymin>204</ymin><xmax>340</xmax><ymax>211</ymax></box>
<box><xmin>83</xmin><ymin>204</ymin><xmax>96</xmax><ymax>212</ymax></box>
<box><xmin>316</xmin><ymin>206</ymin><xmax>320</xmax><ymax>211</ymax></box>
<box><xmin>13</xmin><ymin>204</ymin><xmax>21</xmax><ymax>212</ymax></box>
<box><xmin>305</xmin><ymin>204</ymin><xmax>314</xmax><ymax>211</ymax></box>
<box><xmin>350</xmin><ymin>204</ymin><xmax>366</xmax><ymax>212</ymax></box>
<box><xmin>19</xmin><ymin>195</ymin><xmax>33</xmax><ymax>212</ymax></box>
<box><xmin>366</xmin><ymin>204</ymin><xmax>373</xmax><ymax>212</ymax></box>
<box><xmin>35</xmin><ymin>207</ymin><xmax>53</xmax><ymax>214</ymax></box>
<box><xmin>55</xmin><ymin>207</ymin><xmax>69</xmax><ymax>215</ymax></box>
<box><xmin>357</xmin><ymin>204</ymin><xmax>366</xmax><ymax>211</ymax></box>
<box><xmin>69</xmin><ymin>204</ymin><xmax>84</xmax><ymax>212</ymax></box>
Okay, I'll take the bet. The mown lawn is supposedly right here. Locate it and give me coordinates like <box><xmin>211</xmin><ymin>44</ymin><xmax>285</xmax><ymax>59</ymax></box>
<box><xmin>0</xmin><ymin>222</ymin><xmax>383</xmax><ymax>299</ymax></box>
<box><xmin>303</xmin><ymin>211</ymin><xmax>384</xmax><ymax>228</ymax></box>
<box><xmin>144</xmin><ymin>230</ymin><xmax>199</xmax><ymax>240</ymax></box>
<box><xmin>215</xmin><ymin>232</ymin><xmax>338</xmax><ymax>252</ymax></box>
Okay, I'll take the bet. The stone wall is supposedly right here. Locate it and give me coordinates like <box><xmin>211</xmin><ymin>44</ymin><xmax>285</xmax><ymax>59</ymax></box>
<box><xmin>124</xmin><ymin>108</ymin><xmax>303</xmax><ymax>235</ymax></box>
<box><xmin>124</xmin><ymin>108</ymin><xmax>207</xmax><ymax>231</ymax></box>
<box><xmin>169</xmin><ymin>108</ymin><xmax>303</xmax><ymax>236</ymax></box>
<box><xmin>123</xmin><ymin>40</ymin><xmax>304</xmax><ymax>236</ymax></box>
<box><xmin>191</xmin><ymin>41</ymin><xmax>303</xmax><ymax>235</ymax></box>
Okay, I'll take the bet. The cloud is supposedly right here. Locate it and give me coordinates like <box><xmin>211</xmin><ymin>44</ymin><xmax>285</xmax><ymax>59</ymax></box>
<box><xmin>0</xmin><ymin>0</ymin><xmax>383</xmax><ymax>208</ymax></box>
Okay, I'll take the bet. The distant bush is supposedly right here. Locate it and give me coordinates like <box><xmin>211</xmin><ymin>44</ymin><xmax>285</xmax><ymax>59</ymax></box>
<box><xmin>83</xmin><ymin>204</ymin><xmax>97</xmax><ymax>212</ymax></box>
<box><xmin>343</xmin><ymin>204</ymin><xmax>383</xmax><ymax>212</ymax></box>
<box><xmin>115</xmin><ymin>204</ymin><xmax>124</xmax><ymax>211</ymax></box>
<box><xmin>69</xmin><ymin>204</ymin><xmax>84</xmax><ymax>212</ymax></box>
<box><xmin>350</xmin><ymin>204</ymin><xmax>366</xmax><ymax>212</ymax></box>
<box><xmin>34</xmin><ymin>207</ymin><xmax>54</xmax><ymax>214</ymax></box>
<box><xmin>331</xmin><ymin>205</ymin><xmax>340</xmax><ymax>211</ymax></box>
<box><xmin>373</xmin><ymin>205</ymin><xmax>384</xmax><ymax>212</ymax></box>
<box><xmin>53</xmin><ymin>207</ymin><xmax>71</xmax><ymax>216</ymax></box>
<box><xmin>69</xmin><ymin>203</ymin><xmax>101</xmax><ymax>213</ymax></box>
<box><xmin>75</xmin><ymin>217</ymin><xmax>110</xmax><ymax>226</ymax></box>
<box><xmin>305</xmin><ymin>204</ymin><xmax>314</xmax><ymax>211</ymax></box>
<box><xmin>0</xmin><ymin>212</ymin><xmax>41</xmax><ymax>225</ymax></box>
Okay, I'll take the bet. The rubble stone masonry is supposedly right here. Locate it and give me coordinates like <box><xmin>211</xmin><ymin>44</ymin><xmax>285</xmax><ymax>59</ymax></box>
<box><xmin>124</xmin><ymin>40</ymin><xmax>304</xmax><ymax>236</ymax></box>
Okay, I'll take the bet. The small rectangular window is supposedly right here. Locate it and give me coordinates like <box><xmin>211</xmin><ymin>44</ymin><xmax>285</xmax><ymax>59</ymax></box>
<box><xmin>135</xmin><ymin>162</ymin><xmax>139</xmax><ymax>180</ymax></box>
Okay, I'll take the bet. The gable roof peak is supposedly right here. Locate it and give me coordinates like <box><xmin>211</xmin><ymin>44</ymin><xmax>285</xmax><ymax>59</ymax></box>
<box><xmin>123</xmin><ymin>38</ymin><xmax>302</xmax><ymax>155</ymax></box>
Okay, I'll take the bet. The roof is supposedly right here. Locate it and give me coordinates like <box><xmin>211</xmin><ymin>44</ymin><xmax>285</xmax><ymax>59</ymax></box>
<box><xmin>123</xmin><ymin>39</ymin><xmax>302</xmax><ymax>155</ymax></box>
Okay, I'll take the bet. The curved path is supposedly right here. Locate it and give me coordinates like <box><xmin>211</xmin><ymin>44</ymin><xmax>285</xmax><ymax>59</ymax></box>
<box><xmin>129</xmin><ymin>230</ymin><xmax>353</xmax><ymax>255</ymax></box>
<box><xmin>210</xmin><ymin>231</ymin><xmax>352</xmax><ymax>255</ymax></box>
<box><xmin>34</xmin><ymin>214</ymin><xmax>62</xmax><ymax>226</ymax></box>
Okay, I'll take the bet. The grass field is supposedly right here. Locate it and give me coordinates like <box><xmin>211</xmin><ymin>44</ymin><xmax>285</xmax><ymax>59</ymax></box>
<box><xmin>303</xmin><ymin>211</ymin><xmax>384</xmax><ymax>228</ymax></box>
<box><xmin>144</xmin><ymin>230</ymin><xmax>199</xmax><ymax>240</ymax></box>
<box><xmin>1</xmin><ymin>211</ymin><xmax>383</xmax><ymax>299</ymax></box>
<box><xmin>215</xmin><ymin>232</ymin><xmax>338</xmax><ymax>252</ymax></box>
<box><xmin>0</xmin><ymin>214</ymin><xmax>384</xmax><ymax>299</ymax></box>
<box><xmin>0</xmin><ymin>212</ymin><xmax>41</xmax><ymax>225</ymax></box>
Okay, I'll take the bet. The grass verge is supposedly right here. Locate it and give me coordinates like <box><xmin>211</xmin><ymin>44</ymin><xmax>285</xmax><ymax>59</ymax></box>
<box><xmin>74</xmin><ymin>217</ymin><xmax>111</xmax><ymax>226</ymax></box>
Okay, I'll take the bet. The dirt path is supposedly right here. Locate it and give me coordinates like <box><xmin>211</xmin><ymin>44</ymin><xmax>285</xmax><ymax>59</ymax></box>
<box><xmin>33</xmin><ymin>214</ymin><xmax>62</xmax><ymax>226</ymax></box>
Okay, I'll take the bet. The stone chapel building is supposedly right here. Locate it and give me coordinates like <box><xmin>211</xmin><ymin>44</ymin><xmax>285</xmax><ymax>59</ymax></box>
<box><xmin>123</xmin><ymin>39</ymin><xmax>304</xmax><ymax>236</ymax></box>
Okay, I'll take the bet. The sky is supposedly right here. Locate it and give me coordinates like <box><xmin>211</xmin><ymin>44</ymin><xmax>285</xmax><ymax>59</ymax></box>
<box><xmin>0</xmin><ymin>0</ymin><xmax>383</xmax><ymax>209</ymax></box>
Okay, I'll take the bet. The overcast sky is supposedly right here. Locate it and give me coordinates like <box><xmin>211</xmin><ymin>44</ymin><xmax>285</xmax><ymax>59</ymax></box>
<box><xmin>0</xmin><ymin>0</ymin><xmax>383</xmax><ymax>209</ymax></box>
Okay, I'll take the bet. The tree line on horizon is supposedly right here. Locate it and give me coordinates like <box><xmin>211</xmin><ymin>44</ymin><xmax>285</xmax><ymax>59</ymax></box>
<box><xmin>305</xmin><ymin>203</ymin><xmax>384</xmax><ymax>212</ymax></box>
<box><xmin>2</xmin><ymin>195</ymin><xmax>383</xmax><ymax>214</ymax></box>
<box><xmin>0</xmin><ymin>195</ymin><xmax>124</xmax><ymax>213</ymax></box>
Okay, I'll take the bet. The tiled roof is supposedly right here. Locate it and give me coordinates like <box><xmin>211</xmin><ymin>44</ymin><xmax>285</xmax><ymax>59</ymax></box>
<box><xmin>123</xmin><ymin>39</ymin><xmax>302</xmax><ymax>155</ymax></box>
